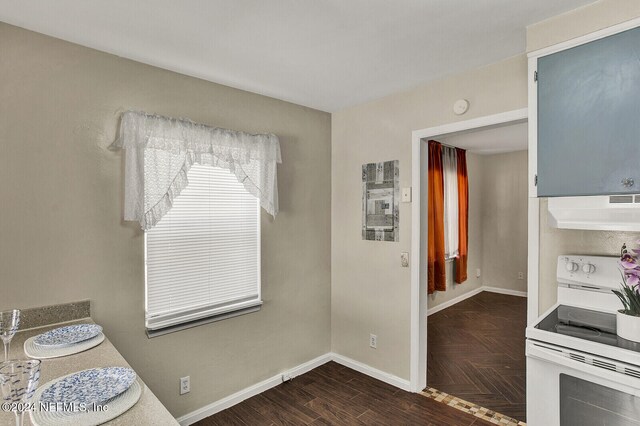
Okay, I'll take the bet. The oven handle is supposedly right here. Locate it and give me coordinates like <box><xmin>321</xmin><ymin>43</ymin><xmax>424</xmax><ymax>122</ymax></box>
<box><xmin>527</xmin><ymin>341</ymin><xmax>640</xmax><ymax>395</ymax></box>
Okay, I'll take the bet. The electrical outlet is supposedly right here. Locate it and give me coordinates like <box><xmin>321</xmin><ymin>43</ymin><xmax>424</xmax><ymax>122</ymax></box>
<box><xmin>180</xmin><ymin>376</ymin><xmax>190</xmax><ymax>395</ymax></box>
<box><xmin>400</xmin><ymin>252</ymin><xmax>409</xmax><ymax>267</ymax></box>
<box><xmin>369</xmin><ymin>333</ymin><xmax>377</xmax><ymax>349</ymax></box>
<box><xmin>518</xmin><ymin>271</ymin><xmax>524</xmax><ymax>280</ymax></box>
<box><xmin>476</xmin><ymin>268</ymin><xmax>481</xmax><ymax>278</ymax></box>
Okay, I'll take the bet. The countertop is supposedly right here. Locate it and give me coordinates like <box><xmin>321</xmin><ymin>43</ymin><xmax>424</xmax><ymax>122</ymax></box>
<box><xmin>0</xmin><ymin>319</ymin><xmax>178</xmax><ymax>425</ymax></box>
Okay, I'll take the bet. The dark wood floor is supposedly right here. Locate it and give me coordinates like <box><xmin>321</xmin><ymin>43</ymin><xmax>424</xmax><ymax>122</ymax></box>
<box><xmin>196</xmin><ymin>361</ymin><xmax>494</xmax><ymax>425</ymax></box>
<box><xmin>427</xmin><ymin>291</ymin><xmax>527</xmax><ymax>421</ymax></box>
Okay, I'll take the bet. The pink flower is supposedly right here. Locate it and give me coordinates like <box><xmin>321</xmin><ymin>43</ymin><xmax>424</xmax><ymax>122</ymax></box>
<box><xmin>626</xmin><ymin>273</ymin><xmax>640</xmax><ymax>287</ymax></box>
<box><xmin>620</xmin><ymin>254</ymin><xmax>638</xmax><ymax>269</ymax></box>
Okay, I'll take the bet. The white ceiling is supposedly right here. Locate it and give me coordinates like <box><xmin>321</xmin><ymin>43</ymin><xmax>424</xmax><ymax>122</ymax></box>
<box><xmin>440</xmin><ymin>121</ymin><xmax>528</xmax><ymax>155</ymax></box>
<box><xmin>0</xmin><ymin>0</ymin><xmax>596</xmax><ymax>112</ymax></box>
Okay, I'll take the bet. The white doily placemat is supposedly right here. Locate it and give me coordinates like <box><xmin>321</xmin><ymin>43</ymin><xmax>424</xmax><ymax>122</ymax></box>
<box><xmin>30</xmin><ymin>376</ymin><xmax>143</xmax><ymax>426</ymax></box>
<box><xmin>24</xmin><ymin>333</ymin><xmax>105</xmax><ymax>359</ymax></box>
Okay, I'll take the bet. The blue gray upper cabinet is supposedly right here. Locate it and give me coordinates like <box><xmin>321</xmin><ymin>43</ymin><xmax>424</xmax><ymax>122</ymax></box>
<box><xmin>537</xmin><ymin>26</ymin><xmax>640</xmax><ymax>197</ymax></box>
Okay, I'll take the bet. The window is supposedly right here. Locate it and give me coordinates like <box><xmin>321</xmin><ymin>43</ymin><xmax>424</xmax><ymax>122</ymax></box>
<box><xmin>145</xmin><ymin>164</ymin><xmax>261</xmax><ymax>334</ymax></box>
<box><xmin>442</xmin><ymin>146</ymin><xmax>459</xmax><ymax>260</ymax></box>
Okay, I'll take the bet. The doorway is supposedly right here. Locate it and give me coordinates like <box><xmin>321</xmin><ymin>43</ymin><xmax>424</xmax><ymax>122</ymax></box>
<box><xmin>410</xmin><ymin>109</ymin><xmax>529</xmax><ymax>422</ymax></box>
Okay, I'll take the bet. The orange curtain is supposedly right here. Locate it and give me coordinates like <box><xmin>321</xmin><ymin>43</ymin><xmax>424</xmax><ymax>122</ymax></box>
<box><xmin>454</xmin><ymin>148</ymin><xmax>469</xmax><ymax>284</ymax></box>
<box><xmin>428</xmin><ymin>140</ymin><xmax>446</xmax><ymax>294</ymax></box>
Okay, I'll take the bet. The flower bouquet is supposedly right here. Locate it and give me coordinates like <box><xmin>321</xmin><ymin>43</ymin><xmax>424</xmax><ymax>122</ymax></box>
<box><xmin>614</xmin><ymin>242</ymin><xmax>640</xmax><ymax>342</ymax></box>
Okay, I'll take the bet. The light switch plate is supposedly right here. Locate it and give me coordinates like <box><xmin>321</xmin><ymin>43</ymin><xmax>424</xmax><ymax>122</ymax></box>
<box><xmin>401</xmin><ymin>187</ymin><xmax>412</xmax><ymax>203</ymax></box>
<box><xmin>401</xmin><ymin>252</ymin><xmax>409</xmax><ymax>267</ymax></box>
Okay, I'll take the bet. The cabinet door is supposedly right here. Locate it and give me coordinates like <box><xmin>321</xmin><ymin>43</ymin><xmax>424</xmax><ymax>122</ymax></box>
<box><xmin>537</xmin><ymin>26</ymin><xmax>640</xmax><ymax>197</ymax></box>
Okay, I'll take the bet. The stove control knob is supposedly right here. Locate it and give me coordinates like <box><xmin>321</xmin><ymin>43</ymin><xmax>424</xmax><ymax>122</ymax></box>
<box><xmin>565</xmin><ymin>262</ymin><xmax>579</xmax><ymax>272</ymax></box>
<box><xmin>582</xmin><ymin>263</ymin><xmax>596</xmax><ymax>274</ymax></box>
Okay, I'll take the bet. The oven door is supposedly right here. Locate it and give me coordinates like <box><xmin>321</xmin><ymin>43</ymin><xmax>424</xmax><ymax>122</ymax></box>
<box><xmin>527</xmin><ymin>340</ymin><xmax>640</xmax><ymax>426</ymax></box>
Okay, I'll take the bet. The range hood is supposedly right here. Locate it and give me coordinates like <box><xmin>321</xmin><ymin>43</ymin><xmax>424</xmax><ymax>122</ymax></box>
<box><xmin>547</xmin><ymin>195</ymin><xmax>640</xmax><ymax>231</ymax></box>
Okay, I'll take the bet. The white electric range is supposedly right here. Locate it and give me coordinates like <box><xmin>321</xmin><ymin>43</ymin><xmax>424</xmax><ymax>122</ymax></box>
<box><xmin>526</xmin><ymin>255</ymin><xmax>640</xmax><ymax>426</ymax></box>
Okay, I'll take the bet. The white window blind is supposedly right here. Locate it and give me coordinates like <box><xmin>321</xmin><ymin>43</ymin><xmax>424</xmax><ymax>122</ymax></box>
<box><xmin>442</xmin><ymin>146</ymin><xmax>459</xmax><ymax>259</ymax></box>
<box><xmin>145</xmin><ymin>164</ymin><xmax>261</xmax><ymax>332</ymax></box>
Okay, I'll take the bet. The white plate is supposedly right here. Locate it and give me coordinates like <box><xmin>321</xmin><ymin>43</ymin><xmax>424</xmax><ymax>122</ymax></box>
<box><xmin>34</xmin><ymin>324</ymin><xmax>103</xmax><ymax>348</ymax></box>
<box><xmin>31</xmin><ymin>377</ymin><xmax>143</xmax><ymax>426</ymax></box>
<box><xmin>39</xmin><ymin>367</ymin><xmax>136</xmax><ymax>409</ymax></box>
<box><xmin>24</xmin><ymin>333</ymin><xmax>104</xmax><ymax>359</ymax></box>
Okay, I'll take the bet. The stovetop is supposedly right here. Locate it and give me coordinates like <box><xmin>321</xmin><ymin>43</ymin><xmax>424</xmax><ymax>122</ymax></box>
<box><xmin>535</xmin><ymin>305</ymin><xmax>640</xmax><ymax>353</ymax></box>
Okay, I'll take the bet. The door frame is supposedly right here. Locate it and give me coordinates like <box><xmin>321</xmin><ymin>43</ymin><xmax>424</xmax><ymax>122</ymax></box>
<box><xmin>409</xmin><ymin>108</ymin><xmax>530</xmax><ymax>392</ymax></box>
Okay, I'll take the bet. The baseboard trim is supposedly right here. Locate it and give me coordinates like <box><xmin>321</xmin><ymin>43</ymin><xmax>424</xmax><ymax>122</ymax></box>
<box><xmin>330</xmin><ymin>352</ymin><xmax>412</xmax><ymax>392</ymax></box>
<box><xmin>482</xmin><ymin>286</ymin><xmax>527</xmax><ymax>298</ymax></box>
<box><xmin>176</xmin><ymin>351</ymin><xmax>413</xmax><ymax>425</ymax></box>
<box><xmin>427</xmin><ymin>286</ymin><xmax>484</xmax><ymax>316</ymax></box>
<box><xmin>427</xmin><ymin>286</ymin><xmax>527</xmax><ymax>316</ymax></box>
<box><xmin>176</xmin><ymin>353</ymin><xmax>332</xmax><ymax>425</ymax></box>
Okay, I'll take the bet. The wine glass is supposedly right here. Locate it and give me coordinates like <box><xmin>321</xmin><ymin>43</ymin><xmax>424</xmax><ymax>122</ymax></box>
<box><xmin>0</xmin><ymin>310</ymin><xmax>20</xmax><ymax>361</ymax></box>
<box><xmin>0</xmin><ymin>359</ymin><xmax>41</xmax><ymax>426</ymax></box>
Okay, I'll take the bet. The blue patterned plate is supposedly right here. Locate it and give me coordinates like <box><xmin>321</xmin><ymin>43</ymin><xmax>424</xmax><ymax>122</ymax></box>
<box><xmin>34</xmin><ymin>324</ymin><xmax>103</xmax><ymax>348</ymax></box>
<box><xmin>40</xmin><ymin>367</ymin><xmax>136</xmax><ymax>409</ymax></box>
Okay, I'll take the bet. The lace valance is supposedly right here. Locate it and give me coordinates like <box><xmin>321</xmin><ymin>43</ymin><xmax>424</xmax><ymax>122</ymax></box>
<box><xmin>111</xmin><ymin>111</ymin><xmax>281</xmax><ymax>230</ymax></box>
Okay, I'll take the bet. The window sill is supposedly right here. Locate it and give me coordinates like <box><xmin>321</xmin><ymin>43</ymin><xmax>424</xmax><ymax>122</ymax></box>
<box><xmin>146</xmin><ymin>302</ymin><xmax>262</xmax><ymax>338</ymax></box>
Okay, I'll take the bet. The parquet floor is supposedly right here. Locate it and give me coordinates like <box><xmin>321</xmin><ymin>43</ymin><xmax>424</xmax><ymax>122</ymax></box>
<box><xmin>427</xmin><ymin>291</ymin><xmax>527</xmax><ymax>422</ymax></box>
<box><xmin>196</xmin><ymin>361</ymin><xmax>494</xmax><ymax>425</ymax></box>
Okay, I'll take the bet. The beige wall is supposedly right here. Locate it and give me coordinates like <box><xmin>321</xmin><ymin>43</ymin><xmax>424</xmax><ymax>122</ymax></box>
<box><xmin>428</xmin><ymin>150</ymin><xmax>529</xmax><ymax>311</ymax></box>
<box><xmin>0</xmin><ymin>23</ymin><xmax>331</xmax><ymax>417</ymax></box>
<box><xmin>331</xmin><ymin>56</ymin><xmax>527</xmax><ymax>380</ymax></box>
<box><xmin>480</xmin><ymin>151</ymin><xmax>528</xmax><ymax>294</ymax></box>
<box><xmin>427</xmin><ymin>153</ymin><xmax>483</xmax><ymax>310</ymax></box>
<box><xmin>527</xmin><ymin>0</ymin><xmax>640</xmax><ymax>52</ymax></box>
<box><xmin>527</xmin><ymin>0</ymin><xmax>640</xmax><ymax>314</ymax></box>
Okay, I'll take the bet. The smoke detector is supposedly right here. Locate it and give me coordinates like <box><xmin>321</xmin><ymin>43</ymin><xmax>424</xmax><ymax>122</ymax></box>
<box><xmin>453</xmin><ymin>99</ymin><xmax>469</xmax><ymax>115</ymax></box>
